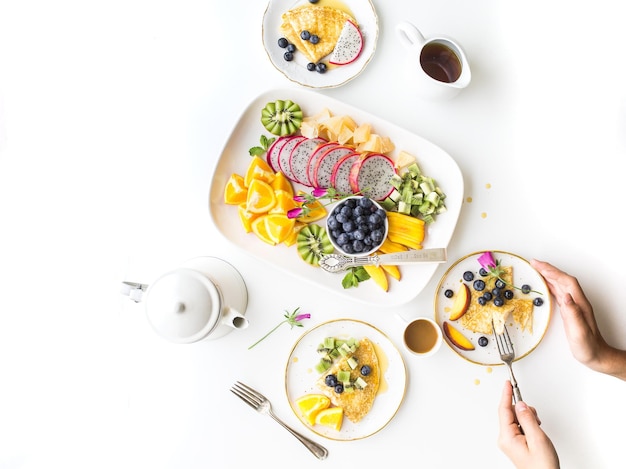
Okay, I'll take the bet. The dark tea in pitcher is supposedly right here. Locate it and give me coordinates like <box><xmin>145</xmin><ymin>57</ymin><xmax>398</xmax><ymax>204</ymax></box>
<box><xmin>420</xmin><ymin>42</ymin><xmax>462</xmax><ymax>83</ymax></box>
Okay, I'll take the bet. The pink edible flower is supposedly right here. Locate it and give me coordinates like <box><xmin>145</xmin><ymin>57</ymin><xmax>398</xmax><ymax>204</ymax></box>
<box><xmin>477</xmin><ymin>251</ymin><xmax>496</xmax><ymax>270</ymax></box>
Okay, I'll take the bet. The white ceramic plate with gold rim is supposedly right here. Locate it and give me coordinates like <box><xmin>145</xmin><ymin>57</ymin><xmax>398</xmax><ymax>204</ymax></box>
<box><xmin>208</xmin><ymin>88</ymin><xmax>464</xmax><ymax>307</ymax></box>
<box><xmin>262</xmin><ymin>0</ymin><xmax>378</xmax><ymax>88</ymax></box>
<box><xmin>284</xmin><ymin>319</ymin><xmax>407</xmax><ymax>441</ymax></box>
<box><xmin>434</xmin><ymin>251</ymin><xmax>552</xmax><ymax>366</ymax></box>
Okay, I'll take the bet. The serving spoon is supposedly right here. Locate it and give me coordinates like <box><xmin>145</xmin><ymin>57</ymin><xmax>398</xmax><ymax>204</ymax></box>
<box><xmin>319</xmin><ymin>248</ymin><xmax>447</xmax><ymax>273</ymax></box>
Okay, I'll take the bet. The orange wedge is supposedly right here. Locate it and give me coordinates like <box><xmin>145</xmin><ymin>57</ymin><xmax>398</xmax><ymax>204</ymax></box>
<box><xmin>270</xmin><ymin>189</ymin><xmax>299</xmax><ymax>215</ymax></box>
<box><xmin>295</xmin><ymin>195</ymin><xmax>327</xmax><ymax>222</ymax></box>
<box><xmin>295</xmin><ymin>394</ymin><xmax>331</xmax><ymax>426</ymax></box>
<box><xmin>245</xmin><ymin>156</ymin><xmax>275</xmax><ymax>187</ymax></box>
<box><xmin>284</xmin><ymin>221</ymin><xmax>306</xmax><ymax>247</ymax></box>
<box><xmin>315</xmin><ymin>407</ymin><xmax>343</xmax><ymax>431</ymax></box>
<box><xmin>223</xmin><ymin>173</ymin><xmax>247</xmax><ymax>205</ymax></box>
<box><xmin>264</xmin><ymin>214</ymin><xmax>296</xmax><ymax>244</ymax></box>
<box><xmin>251</xmin><ymin>216</ymin><xmax>275</xmax><ymax>245</ymax></box>
<box><xmin>271</xmin><ymin>171</ymin><xmax>294</xmax><ymax>196</ymax></box>
<box><xmin>237</xmin><ymin>203</ymin><xmax>260</xmax><ymax>233</ymax></box>
<box><xmin>246</xmin><ymin>179</ymin><xmax>276</xmax><ymax>214</ymax></box>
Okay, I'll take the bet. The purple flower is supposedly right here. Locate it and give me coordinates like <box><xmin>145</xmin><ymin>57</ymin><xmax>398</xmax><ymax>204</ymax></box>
<box><xmin>287</xmin><ymin>207</ymin><xmax>303</xmax><ymax>219</ymax></box>
<box><xmin>248</xmin><ymin>307</ymin><xmax>311</xmax><ymax>350</ymax></box>
<box><xmin>477</xmin><ymin>251</ymin><xmax>496</xmax><ymax>270</ymax></box>
<box><xmin>293</xmin><ymin>195</ymin><xmax>307</xmax><ymax>203</ymax></box>
<box><xmin>311</xmin><ymin>188</ymin><xmax>327</xmax><ymax>198</ymax></box>
<box><xmin>293</xmin><ymin>313</ymin><xmax>311</xmax><ymax>323</ymax></box>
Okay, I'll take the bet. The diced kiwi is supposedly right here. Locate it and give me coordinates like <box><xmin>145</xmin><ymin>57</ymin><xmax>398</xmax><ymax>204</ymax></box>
<box><xmin>354</xmin><ymin>377</ymin><xmax>368</xmax><ymax>390</ymax></box>
<box><xmin>347</xmin><ymin>356</ymin><xmax>358</xmax><ymax>370</ymax></box>
<box><xmin>337</xmin><ymin>370</ymin><xmax>351</xmax><ymax>383</ymax></box>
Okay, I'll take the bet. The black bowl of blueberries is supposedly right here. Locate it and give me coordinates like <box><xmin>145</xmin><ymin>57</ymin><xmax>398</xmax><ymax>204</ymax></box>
<box><xmin>326</xmin><ymin>196</ymin><xmax>388</xmax><ymax>257</ymax></box>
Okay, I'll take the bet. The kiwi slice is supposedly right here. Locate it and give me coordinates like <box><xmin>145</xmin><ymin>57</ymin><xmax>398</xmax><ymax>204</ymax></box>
<box><xmin>261</xmin><ymin>99</ymin><xmax>303</xmax><ymax>136</ymax></box>
<box><xmin>296</xmin><ymin>223</ymin><xmax>333</xmax><ymax>266</ymax></box>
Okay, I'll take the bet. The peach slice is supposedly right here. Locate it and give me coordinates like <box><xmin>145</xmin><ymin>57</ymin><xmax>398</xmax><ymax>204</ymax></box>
<box><xmin>443</xmin><ymin>321</ymin><xmax>475</xmax><ymax>351</ymax></box>
<box><xmin>448</xmin><ymin>283</ymin><xmax>471</xmax><ymax>321</ymax></box>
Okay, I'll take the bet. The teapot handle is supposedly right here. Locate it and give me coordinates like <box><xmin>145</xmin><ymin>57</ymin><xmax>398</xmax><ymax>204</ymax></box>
<box><xmin>120</xmin><ymin>281</ymin><xmax>149</xmax><ymax>303</ymax></box>
<box><xmin>396</xmin><ymin>22</ymin><xmax>426</xmax><ymax>50</ymax></box>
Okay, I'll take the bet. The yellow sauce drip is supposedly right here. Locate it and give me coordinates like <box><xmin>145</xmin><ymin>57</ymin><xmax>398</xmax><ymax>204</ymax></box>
<box><xmin>372</xmin><ymin>342</ymin><xmax>389</xmax><ymax>394</ymax></box>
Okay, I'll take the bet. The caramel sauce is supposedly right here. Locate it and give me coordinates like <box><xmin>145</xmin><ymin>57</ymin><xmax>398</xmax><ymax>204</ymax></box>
<box><xmin>372</xmin><ymin>342</ymin><xmax>389</xmax><ymax>394</ymax></box>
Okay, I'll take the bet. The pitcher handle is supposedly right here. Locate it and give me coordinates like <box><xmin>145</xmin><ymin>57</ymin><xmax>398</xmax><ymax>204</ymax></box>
<box><xmin>396</xmin><ymin>22</ymin><xmax>426</xmax><ymax>50</ymax></box>
<box><xmin>121</xmin><ymin>281</ymin><xmax>148</xmax><ymax>303</ymax></box>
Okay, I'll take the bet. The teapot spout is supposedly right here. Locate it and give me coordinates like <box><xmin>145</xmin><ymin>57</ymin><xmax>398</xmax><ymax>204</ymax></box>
<box><xmin>223</xmin><ymin>307</ymin><xmax>249</xmax><ymax>330</ymax></box>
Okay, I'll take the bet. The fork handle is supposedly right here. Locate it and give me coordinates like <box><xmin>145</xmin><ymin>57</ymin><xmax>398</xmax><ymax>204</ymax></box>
<box><xmin>507</xmin><ymin>365</ymin><xmax>523</xmax><ymax>404</ymax></box>
<box><xmin>269</xmin><ymin>413</ymin><xmax>329</xmax><ymax>460</ymax></box>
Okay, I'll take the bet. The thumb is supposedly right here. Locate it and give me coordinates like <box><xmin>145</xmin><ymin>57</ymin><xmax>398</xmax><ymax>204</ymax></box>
<box><xmin>514</xmin><ymin>401</ymin><xmax>541</xmax><ymax>434</ymax></box>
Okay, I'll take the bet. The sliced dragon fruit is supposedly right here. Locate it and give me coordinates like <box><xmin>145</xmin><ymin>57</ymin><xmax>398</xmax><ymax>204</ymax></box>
<box><xmin>330</xmin><ymin>152</ymin><xmax>360</xmax><ymax>194</ymax></box>
<box><xmin>349</xmin><ymin>153</ymin><xmax>397</xmax><ymax>200</ymax></box>
<box><xmin>314</xmin><ymin>146</ymin><xmax>355</xmax><ymax>189</ymax></box>
<box><xmin>277</xmin><ymin>135</ymin><xmax>305</xmax><ymax>182</ymax></box>
<box><xmin>289</xmin><ymin>137</ymin><xmax>326</xmax><ymax>186</ymax></box>
<box><xmin>329</xmin><ymin>20</ymin><xmax>363</xmax><ymax>65</ymax></box>
<box><xmin>266</xmin><ymin>136</ymin><xmax>290</xmax><ymax>173</ymax></box>
<box><xmin>306</xmin><ymin>141</ymin><xmax>339</xmax><ymax>186</ymax></box>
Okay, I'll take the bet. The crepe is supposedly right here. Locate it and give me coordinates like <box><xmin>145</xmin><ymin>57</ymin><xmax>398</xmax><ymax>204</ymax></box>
<box><xmin>317</xmin><ymin>337</ymin><xmax>380</xmax><ymax>423</ymax></box>
<box><xmin>280</xmin><ymin>6</ymin><xmax>354</xmax><ymax>63</ymax></box>
<box><xmin>459</xmin><ymin>266</ymin><xmax>534</xmax><ymax>334</ymax></box>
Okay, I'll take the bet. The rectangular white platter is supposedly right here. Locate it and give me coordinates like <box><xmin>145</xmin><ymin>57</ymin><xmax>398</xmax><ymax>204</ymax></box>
<box><xmin>208</xmin><ymin>88</ymin><xmax>464</xmax><ymax>306</ymax></box>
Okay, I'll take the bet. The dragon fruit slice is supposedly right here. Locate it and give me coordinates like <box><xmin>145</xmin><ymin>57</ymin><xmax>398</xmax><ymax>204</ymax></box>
<box><xmin>349</xmin><ymin>153</ymin><xmax>397</xmax><ymax>200</ymax></box>
<box><xmin>329</xmin><ymin>20</ymin><xmax>363</xmax><ymax>65</ymax></box>
<box><xmin>266</xmin><ymin>136</ymin><xmax>290</xmax><ymax>173</ymax></box>
<box><xmin>314</xmin><ymin>146</ymin><xmax>354</xmax><ymax>189</ymax></box>
<box><xmin>306</xmin><ymin>142</ymin><xmax>338</xmax><ymax>186</ymax></box>
<box><xmin>289</xmin><ymin>137</ymin><xmax>326</xmax><ymax>186</ymax></box>
<box><xmin>331</xmin><ymin>152</ymin><xmax>360</xmax><ymax>194</ymax></box>
<box><xmin>277</xmin><ymin>135</ymin><xmax>305</xmax><ymax>182</ymax></box>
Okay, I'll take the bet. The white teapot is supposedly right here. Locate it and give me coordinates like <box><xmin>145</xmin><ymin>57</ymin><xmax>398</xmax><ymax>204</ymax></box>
<box><xmin>121</xmin><ymin>257</ymin><xmax>248</xmax><ymax>343</ymax></box>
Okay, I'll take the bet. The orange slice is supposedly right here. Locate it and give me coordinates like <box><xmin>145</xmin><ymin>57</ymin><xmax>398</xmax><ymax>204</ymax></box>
<box><xmin>270</xmin><ymin>189</ymin><xmax>299</xmax><ymax>215</ymax></box>
<box><xmin>265</xmin><ymin>214</ymin><xmax>296</xmax><ymax>244</ymax></box>
<box><xmin>284</xmin><ymin>221</ymin><xmax>306</xmax><ymax>247</ymax></box>
<box><xmin>271</xmin><ymin>171</ymin><xmax>294</xmax><ymax>196</ymax></box>
<box><xmin>315</xmin><ymin>407</ymin><xmax>343</xmax><ymax>431</ymax></box>
<box><xmin>296</xmin><ymin>197</ymin><xmax>327</xmax><ymax>222</ymax></box>
<box><xmin>251</xmin><ymin>216</ymin><xmax>275</xmax><ymax>245</ymax></box>
<box><xmin>246</xmin><ymin>179</ymin><xmax>276</xmax><ymax>214</ymax></box>
<box><xmin>237</xmin><ymin>203</ymin><xmax>260</xmax><ymax>233</ymax></box>
<box><xmin>223</xmin><ymin>173</ymin><xmax>247</xmax><ymax>205</ymax></box>
<box><xmin>245</xmin><ymin>156</ymin><xmax>275</xmax><ymax>187</ymax></box>
<box><xmin>295</xmin><ymin>394</ymin><xmax>331</xmax><ymax>426</ymax></box>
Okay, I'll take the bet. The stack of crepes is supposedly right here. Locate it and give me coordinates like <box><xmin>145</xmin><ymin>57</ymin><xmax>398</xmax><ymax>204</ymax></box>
<box><xmin>280</xmin><ymin>5</ymin><xmax>355</xmax><ymax>63</ymax></box>
<box><xmin>459</xmin><ymin>266</ymin><xmax>534</xmax><ymax>334</ymax></box>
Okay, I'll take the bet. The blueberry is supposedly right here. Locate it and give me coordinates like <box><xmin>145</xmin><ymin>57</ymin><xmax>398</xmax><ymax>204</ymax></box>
<box><xmin>358</xmin><ymin>197</ymin><xmax>373</xmax><ymax>209</ymax></box>
<box><xmin>342</xmin><ymin>221</ymin><xmax>355</xmax><ymax>233</ymax></box>
<box><xmin>315</xmin><ymin>62</ymin><xmax>327</xmax><ymax>73</ymax></box>
<box><xmin>334</xmin><ymin>383</ymin><xmax>344</xmax><ymax>394</ymax></box>
<box><xmin>495</xmin><ymin>279</ymin><xmax>506</xmax><ymax>289</ymax></box>
<box><xmin>368</xmin><ymin>213</ymin><xmax>382</xmax><ymax>225</ymax></box>
<box><xmin>345</xmin><ymin>198</ymin><xmax>357</xmax><ymax>208</ymax></box>
<box><xmin>360</xmin><ymin>365</ymin><xmax>371</xmax><ymax>376</ymax></box>
<box><xmin>479</xmin><ymin>268</ymin><xmax>489</xmax><ymax>277</ymax></box>
<box><xmin>283</xmin><ymin>51</ymin><xmax>294</xmax><ymax>61</ymax></box>
<box><xmin>325</xmin><ymin>374</ymin><xmax>337</xmax><ymax>387</ymax></box>
<box><xmin>477</xmin><ymin>296</ymin><xmax>487</xmax><ymax>306</ymax></box>
<box><xmin>336</xmin><ymin>233</ymin><xmax>349</xmax><ymax>246</ymax></box>
<box><xmin>504</xmin><ymin>289</ymin><xmax>514</xmax><ymax>300</ymax></box>
<box><xmin>492</xmin><ymin>287</ymin><xmax>501</xmax><ymax>298</ymax></box>
<box><xmin>370</xmin><ymin>229</ymin><xmax>384</xmax><ymax>243</ymax></box>
<box><xmin>353</xmin><ymin>240</ymin><xmax>365</xmax><ymax>252</ymax></box>
<box><xmin>286</xmin><ymin>43</ymin><xmax>296</xmax><ymax>53</ymax></box>
<box><xmin>327</xmin><ymin>216</ymin><xmax>339</xmax><ymax>230</ymax></box>
<box><xmin>533</xmin><ymin>297</ymin><xmax>544</xmax><ymax>306</ymax></box>
<box><xmin>353</xmin><ymin>229</ymin><xmax>365</xmax><ymax>241</ymax></box>
<box><xmin>309</xmin><ymin>34</ymin><xmax>320</xmax><ymax>44</ymax></box>
<box><xmin>463</xmin><ymin>271</ymin><xmax>474</xmax><ymax>281</ymax></box>
<box><xmin>300</xmin><ymin>30</ymin><xmax>311</xmax><ymax>41</ymax></box>
<box><xmin>482</xmin><ymin>291</ymin><xmax>493</xmax><ymax>301</ymax></box>
<box><xmin>309</xmin><ymin>0</ymin><xmax>319</xmax><ymax>3</ymax></box>
<box><xmin>521</xmin><ymin>284</ymin><xmax>531</xmax><ymax>294</ymax></box>
<box><xmin>306</xmin><ymin>62</ymin><xmax>316</xmax><ymax>71</ymax></box>
<box><xmin>444</xmin><ymin>289</ymin><xmax>454</xmax><ymax>298</ymax></box>
<box><xmin>473</xmin><ymin>279</ymin><xmax>486</xmax><ymax>291</ymax></box>
<box><xmin>478</xmin><ymin>336</ymin><xmax>489</xmax><ymax>347</ymax></box>
<box><xmin>494</xmin><ymin>297</ymin><xmax>504</xmax><ymax>307</ymax></box>
<box><xmin>278</xmin><ymin>37</ymin><xmax>288</xmax><ymax>48</ymax></box>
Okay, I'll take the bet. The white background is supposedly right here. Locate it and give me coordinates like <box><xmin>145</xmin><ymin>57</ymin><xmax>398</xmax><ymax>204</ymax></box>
<box><xmin>1</xmin><ymin>1</ymin><xmax>625</xmax><ymax>468</ymax></box>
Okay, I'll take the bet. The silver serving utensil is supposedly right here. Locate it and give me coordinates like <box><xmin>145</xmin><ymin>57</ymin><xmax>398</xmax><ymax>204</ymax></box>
<box><xmin>319</xmin><ymin>248</ymin><xmax>447</xmax><ymax>273</ymax></box>
<box><xmin>492</xmin><ymin>320</ymin><xmax>522</xmax><ymax>404</ymax></box>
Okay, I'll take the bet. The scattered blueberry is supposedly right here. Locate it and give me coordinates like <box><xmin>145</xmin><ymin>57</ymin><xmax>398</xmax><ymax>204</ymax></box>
<box><xmin>300</xmin><ymin>30</ymin><xmax>311</xmax><ymax>41</ymax></box>
<box><xmin>495</xmin><ymin>279</ymin><xmax>506</xmax><ymax>289</ymax></box>
<box><xmin>444</xmin><ymin>289</ymin><xmax>454</xmax><ymax>298</ymax></box>
<box><xmin>473</xmin><ymin>279</ymin><xmax>486</xmax><ymax>291</ymax></box>
<box><xmin>521</xmin><ymin>284</ymin><xmax>531</xmax><ymax>294</ymax></box>
<box><xmin>504</xmin><ymin>289</ymin><xmax>514</xmax><ymax>300</ymax></box>
<box><xmin>283</xmin><ymin>51</ymin><xmax>294</xmax><ymax>61</ymax></box>
<box><xmin>286</xmin><ymin>43</ymin><xmax>296</xmax><ymax>53</ymax></box>
<box><xmin>309</xmin><ymin>0</ymin><xmax>319</xmax><ymax>3</ymax></box>
<box><xmin>325</xmin><ymin>374</ymin><xmax>337</xmax><ymax>387</ymax></box>
<box><xmin>334</xmin><ymin>383</ymin><xmax>344</xmax><ymax>394</ymax></box>
<box><xmin>478</xmin><ymin>296</ymin><xmax>487</xmax><ymax>306</ymax></box>
<box><xmin>360</xmin><ymin>365</ymin><xmax>371</xmax><ymax>376</ymax></box>
<box><xmin>306</xmin><ymin>62</ymin><xmax>316</xmax><ymax>71</ymax></box>
<box><xmin>482</xmin><ymin>291</ymin><xmax>493</xmax><ymax>301</ymax></box>
<box><xmin>492</xmin><ymin>287</ymin><xmax>501</xmax><ymax>298</ymax></box>
<box><xmin>278</xmin><ymin>37</ymin><xmax>288</xmax><ymax>48</ymax></box>
<box><xmin>310</xmin><ymin>34</ymin><xmax>320</xmax><ymax>44</ymax></box>
<box><xmin>479</xmin><ymin>268</ymin><xmax>489</xmax><ymax>277</ymax></box>
<box><xmin>533</xmin><ymin>297</ymin><xmax>544</xmax><ymax>306</ymax></box>
<box><xmin>494</xmin><ymin>297</ymin><xmax>504</xmax><ymax>307</ymax></box>
<box><xmin>463</xmin><ymin>271</ymin><xmax>474</xmax><ymax>281</ymax></box>
<box><xmin>316</xmin><ymin>62</ymin><xmax>327</xmax><ymax>73</ymax></box>
<box><xmin>478</xmin><ymin>336</ymin><xmax>489</xmax><ymax>347</ymax></box>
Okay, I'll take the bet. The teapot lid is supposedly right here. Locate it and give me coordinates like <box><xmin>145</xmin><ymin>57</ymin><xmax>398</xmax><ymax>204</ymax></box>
<box><xmin>144</xmin><ymin>268</ymin><xmax>220</xmax><ymax>343</ymax></box>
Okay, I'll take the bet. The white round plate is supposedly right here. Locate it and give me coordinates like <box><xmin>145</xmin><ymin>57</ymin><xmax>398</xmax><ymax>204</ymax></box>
<box><xmin>285</xmin><ymin>319</ymin><xmax>407</xmax><ymax>440</ymax></box>
<box><xmin>262</xmin><ymin>0</ymin><xmax>378</xmax><ymax>88</ymax></box>
<box><xmin>434</xmin><ymin>251</ymin><xmax>552</xmax><ymax>366</ymax></box>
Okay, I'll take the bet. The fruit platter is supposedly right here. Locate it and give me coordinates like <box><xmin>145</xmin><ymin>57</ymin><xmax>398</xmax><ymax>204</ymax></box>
<box><xmin>285</xmin><ymin>319</ymin><xmax>407</xmax><ymax>441</ymax></box>
<box><xmin>434</xmin><ymin>251</ymin><xmax>552</xmax><ymax>365</ymax></box>
<box><xmin>262</xmin><ymin>0</ymin><xmax>379</xmax><ymax>88</ymax></box>
<box><xmin>208</xmin><ymin>88</ymin><xmax>463</xmax><ymax>306</ymax></box>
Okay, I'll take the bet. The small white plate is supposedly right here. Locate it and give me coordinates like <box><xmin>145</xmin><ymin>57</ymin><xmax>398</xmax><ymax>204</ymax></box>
<box><xmin>208</xmin><ymin>88</ymin><xmax>464</xmax><ymax>306</ymax></box>
<box><xmin>434</xmin><ymin>251</ymin><xmax>552</xmax><ymax>366</ymax></box>
<box><xmin>285</xmin><ymin>319</ymin><xmax>407</xmax><ymax>441</ymax></box>
<box><xmin>262</xmin><ymin>0</ymin><xmax>378</xmax><ymax>88</ymax></box>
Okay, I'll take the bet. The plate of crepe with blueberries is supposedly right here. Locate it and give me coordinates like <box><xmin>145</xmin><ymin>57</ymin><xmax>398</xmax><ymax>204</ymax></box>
<box><xmin>434</xmin><ymin>251</ymin><xmax>552</xmax><ymax>366</ymax></box>
<box><xmin>262</xmin><ymin>0</ymin><xmax>378</xmax><ymax>88</ymax></box>
<box><xmin>285</xmin><ymin>319</ymin><xmax>407</xmax><ymax>440</ymax></box>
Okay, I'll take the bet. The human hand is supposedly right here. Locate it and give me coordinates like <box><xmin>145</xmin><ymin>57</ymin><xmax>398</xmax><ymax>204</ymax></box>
<box><xmin>530</xmin><ymin>259</ymin><xmax>626</xmax><ymax>379</ymax></box>
<box><xmin>497</xmin><ymin>380</ymin><xmax>559</xmax><ymax>469</ymax></box>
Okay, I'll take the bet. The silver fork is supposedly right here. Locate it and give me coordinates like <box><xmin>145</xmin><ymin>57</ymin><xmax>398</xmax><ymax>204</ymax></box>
<box><xmin>230</xmin><ymin>381</ymin><xmax>329</xmax><ymax>460</ymax></box>
<box><xmin>492</xmin><ymin>321</ymin><xmax>523</xmax><ymax>404</ymax></box>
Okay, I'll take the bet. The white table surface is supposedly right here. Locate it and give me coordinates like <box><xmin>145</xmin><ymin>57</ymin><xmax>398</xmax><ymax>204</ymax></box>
<box><xmin>1</xmin><ymin>1</ymin><xmax>625</xmax><ymax>468</ymax></box>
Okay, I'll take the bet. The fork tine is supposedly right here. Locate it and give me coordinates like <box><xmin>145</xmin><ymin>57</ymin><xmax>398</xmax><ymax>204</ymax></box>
<box><xmin>502</xmin><ymin>324</ymin><xmax>514</xmax><ymax>355</ymax></box>
<box><xmin>231</xmin><ymin>383</ymin><xmax>261</xmax><ymax>408</ymax></box>
<box><xmin>230</xmin><ymin>386</ymin><xmax>258</xmax><ymax>410</ymax></box>
<box><xmin>235</xmin><ymin>381</ymin><xmax>265</xmax><ymax>401</ymax></box>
